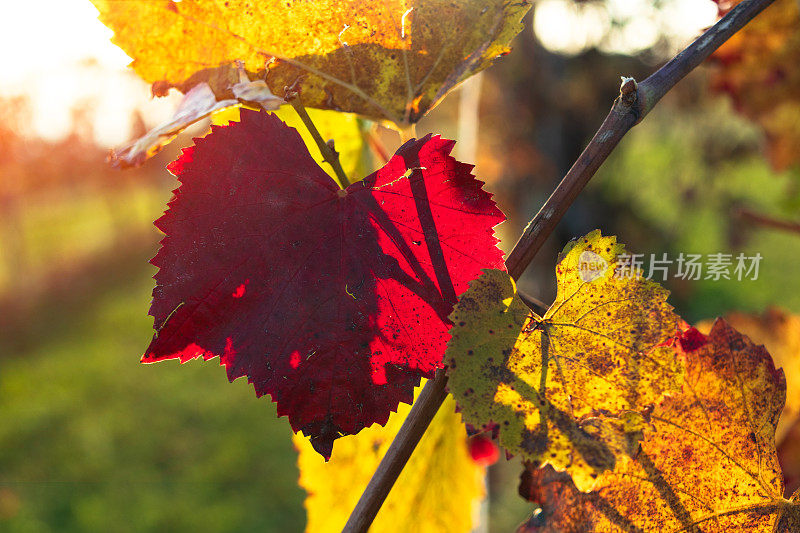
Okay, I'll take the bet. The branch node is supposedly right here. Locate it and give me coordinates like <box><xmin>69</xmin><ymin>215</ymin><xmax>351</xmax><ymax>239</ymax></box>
<box><xmin>619</xmin><ymin>76</ymin><xmax>637</xmax><ymax>97</ymax></box>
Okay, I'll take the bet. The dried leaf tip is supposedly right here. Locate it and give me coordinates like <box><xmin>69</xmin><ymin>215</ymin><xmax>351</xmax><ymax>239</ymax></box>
<box><xmin>619</xmin><ymin>76</ymin><xmax>638</xmax><ymax>107</ymax></box>
<box><xmin>619</xmin><ymin>76</ymin><xmax>637</xmax><ymax>95</ymax></box>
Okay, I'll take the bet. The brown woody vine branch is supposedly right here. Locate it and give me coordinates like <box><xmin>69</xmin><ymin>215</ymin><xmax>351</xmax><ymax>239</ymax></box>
<box><xmin>343</xmin><ymin>1</ymin><xmax>777</xmax><ymax>531</ymax></box>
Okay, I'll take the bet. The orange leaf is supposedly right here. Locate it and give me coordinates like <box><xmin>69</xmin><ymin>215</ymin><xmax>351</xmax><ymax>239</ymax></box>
<box><xmin>518</xmin><ymin>320</ymin><xmax>800</xmax><ymax>532</ymax></box>
<box><xmin>697</xmin><ymin>308</ymin><xmax>800</xmax><ymax>444</ymax></box>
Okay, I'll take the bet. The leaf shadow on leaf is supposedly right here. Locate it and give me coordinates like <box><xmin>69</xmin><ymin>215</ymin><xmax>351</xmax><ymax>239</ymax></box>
<box><xmin>506</xmin><ymin>373</ymin><xmax>618</xmax><ymax>477</ymax></box>
<box><xmin>457</xmin><ymin>316</ymin><xmax>624</xmax><ymax>481</ymax></box>
<box><xmin>520</xmin><ymin>459</ymin><xmax>789</xmax><ymax>533</ymax></box>
<box><xmin>351</xmin><ymin>177</ymin><xmax>452</xmax><ymax>320</ymax></box>
<box><xmin>519</xmin><ymin>453</ymin><xmax>708</xmax><ymax>533</ymax></box>
<box><xmin>633</xmin><ymin>451</ymin><xmax>697</xmax><ymax>530</ymax></box>
<box><xmin>270</xmin><ymin>137</ymin><xmax>475</xmax><ymax>455</ymax></box>
<box><xmin>446</xmin><ymin>261</ymin><xmax>681</xmax><ymax>489</ymax></box>
<box><xmin>506</xmin><ymin>318</ymin><xmax>667</xmax><ymax>482</ymax></box>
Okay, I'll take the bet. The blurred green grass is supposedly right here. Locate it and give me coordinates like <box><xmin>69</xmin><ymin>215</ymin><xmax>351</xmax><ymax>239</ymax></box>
<box><xmin>0</xmin><ymin>197</ymin><xmax>305</xmax><ymax>533</ymax></box>
<box><xmin>0</xmin><ymin>187</ymin><xmax>166</xmax><ymax>293</ymax></box>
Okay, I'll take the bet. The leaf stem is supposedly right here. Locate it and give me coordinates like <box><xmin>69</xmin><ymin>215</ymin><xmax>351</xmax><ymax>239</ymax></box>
<box><xmin>289</xmin><ymin>98</ymin><xmax>351</xmax><ymax>188</ymax></box>
<box><xmin>342</xmin><ymin>1</ymin><xmax>777</xmax><ymax>531</ymax></box>
<box><xmin>518</xmin><ymin>289</ymin><xmax>548</xmax><ymax>314</ymax></box>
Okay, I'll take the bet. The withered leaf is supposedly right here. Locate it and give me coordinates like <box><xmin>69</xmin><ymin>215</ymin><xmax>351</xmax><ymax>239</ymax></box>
<box><xmin>519</xmin><ymin>320</ymin><xmax>800</xmax><ymax>533</ymax></box>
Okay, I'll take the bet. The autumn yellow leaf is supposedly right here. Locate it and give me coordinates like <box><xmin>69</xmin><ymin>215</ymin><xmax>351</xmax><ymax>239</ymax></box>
<box><xmin>91</xmin><ymin>0</ymin><xmax>529</xmax><ymax>126</ymax></box>
<box><xmin>698</xmin><ymin>308</ymin><xmax>800</xmax><ymax>444</ymax></box>
<box><xmin>518</xmin><ymin>320</ymin><xmax>800</xmax><ymax>532</ymax></box>
<box><xmin>294</xmin><ymin>381</ymin><xmax>484</xmax><ymax>533</ymax></box>
<box><xmin>445</xmin><ymin>231</ymin><xmax>682</xmax><ymax>491</ymax></box>
<box><xmin>710</xmin><ymin>0</ymin><xmax>800</xmax><ymax>170</ymax></box>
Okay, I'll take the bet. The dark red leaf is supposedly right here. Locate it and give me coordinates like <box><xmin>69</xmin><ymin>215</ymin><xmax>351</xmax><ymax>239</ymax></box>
<box><xmin>144</xmin><ymin>109</ymin><xmax>505</xmax><ymax>456</ymax></box>
<box><xmin>678</xmin><ymin>326</ymin><xmax>707</xmax><ymax>352</ymax></box>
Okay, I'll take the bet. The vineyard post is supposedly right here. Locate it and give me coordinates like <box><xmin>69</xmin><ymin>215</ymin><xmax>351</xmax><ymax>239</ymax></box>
<box><xmin>342</xmin><ymin>0</ymin><xmax>779</xmax><ymax>531</ymax></box>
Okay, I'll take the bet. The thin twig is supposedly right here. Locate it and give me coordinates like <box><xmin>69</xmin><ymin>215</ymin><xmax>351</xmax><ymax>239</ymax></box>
<box><xmin>365</xmin><ymin>126</ymin><xmax>390</xmax><ymax>164</ymax></box>
<box><xmin>342</xmin><ymin>1</ymin><xmax>776</xmax><ymax>531</ymax></box>
<box><xmin>504</xmin><ymin>78</ymin><xmax>640</xmax><ymax>278</ymax></box>
<box><xmin>736</xmin><ymin>207</ymin><xmax>800</xmax><ymax>236</ymax></box>
<box><xmin>289</xmin><ymin>97</ymin><xmax>351</xmax><ymax>188</ymax></box>
<box><xmin>518</xmin><ymin>289</ymin><xmax>549</xmax><ymax>314</ymax></box>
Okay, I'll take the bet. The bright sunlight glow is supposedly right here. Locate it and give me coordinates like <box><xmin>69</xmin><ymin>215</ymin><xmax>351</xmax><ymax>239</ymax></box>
<box><xmin>0</xmin><ymin>0</ymin><xmax>179</xmax><ymax>146</ymax></box>
<box><xmin>533</xmin><ymin>0</ymin><xmax>721</xmax><ymax>56</ymax></box>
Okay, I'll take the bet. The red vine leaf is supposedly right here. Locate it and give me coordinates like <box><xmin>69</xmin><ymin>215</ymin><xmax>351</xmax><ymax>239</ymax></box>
<box><xmin>145</xmin><ymin>109</ymin><xmax>505</xmax><ymax>457</ymax></box>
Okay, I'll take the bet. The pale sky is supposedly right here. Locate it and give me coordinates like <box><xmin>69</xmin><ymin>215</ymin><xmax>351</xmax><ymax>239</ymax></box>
<box><xmin>0</xmin><ymin>0</ymin><xmax>720</xmax><ymax>147</ymax></box>
<box><xmin>0</xmin><ymin>1</ymin><xmax>180</xmax><ymax>146</ymax></box>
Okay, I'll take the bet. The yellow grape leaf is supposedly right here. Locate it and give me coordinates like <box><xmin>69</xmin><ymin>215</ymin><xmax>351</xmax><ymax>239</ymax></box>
<box><xmin>211</xmin><ymin>106</ymin><xmax>366</xmax><ymax>181</ymax></box>
<box><xmin>294</xmin><ymin>381</ymin><xmax>484</xmax><ymax>533</ymax></box>
<box><xmin>518</xmin><ymin>320</ymin><xmax>800</xmax><ymax>532</ymax></box>
<box><xmin>445</xmin><ymin>230</ymin><xmax>682</xmax><ymax>491</ymax></box>
<box><xmin>710</xmin><ymin>0</ymin><xmax>800</xmax><ymax>170</ymax></box>
<box><xmin>91</xmin><ymin>0</ymin><xmax>530</xmax><ymax>126</ymax></box>
<box><xmin>698</xmin><ymin>308</ymin><xmax>800</xmax><ymax>444</ymax></box>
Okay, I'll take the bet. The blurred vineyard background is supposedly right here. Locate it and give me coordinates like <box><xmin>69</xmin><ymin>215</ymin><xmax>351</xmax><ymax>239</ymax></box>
<box><xmin>2</xmin><ymin>1</ymin><xmax>799</xmax><ymax>532</ymax></box>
